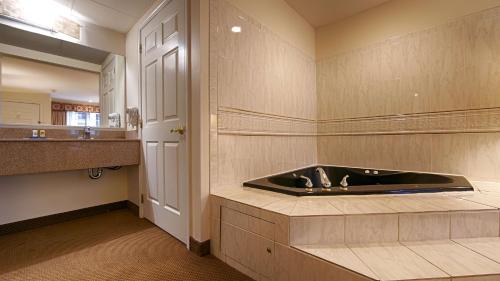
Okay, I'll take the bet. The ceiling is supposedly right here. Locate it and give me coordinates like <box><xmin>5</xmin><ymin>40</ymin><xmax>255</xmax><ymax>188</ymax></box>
<box><xmin>285</xmin><ymin>0</ymin><xmax>391</xmax><ymax>28</ymax></box>
<box><xmin>2</xmin><ymin>56</ymin><xmax>100</xmax><ymax>103</ymax></box>
<box><xmin>54</xmin><ymin>0</ymin><xmax>155</xmax><ymax>33</ymax></box>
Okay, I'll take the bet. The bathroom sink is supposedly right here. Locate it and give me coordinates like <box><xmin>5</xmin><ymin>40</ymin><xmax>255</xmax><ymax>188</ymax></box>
<box><xmin>22</xmin><ymin>137</ymin><xmax>56</xmax><ymax>140</ymax></box>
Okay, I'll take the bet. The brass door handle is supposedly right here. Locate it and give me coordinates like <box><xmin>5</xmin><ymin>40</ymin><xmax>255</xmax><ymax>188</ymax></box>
<box><xmin>170</xmin><ymin>126</ymin><xmax>185</xmax><ymax>135</ymax></box>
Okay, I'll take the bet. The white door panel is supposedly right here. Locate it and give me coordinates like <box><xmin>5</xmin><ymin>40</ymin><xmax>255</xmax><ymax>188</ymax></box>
<box><xmin>145</xmin><ymin>142</ymin><xmax>159</xmax><ymax>203</ymax></box>
<box><xmin>163</xmin><ymin>48</ymin><xmax>178</xmax><ymax>120</ymax></box>
<box><xmin>140</xmin><ymin>0</ymin><xmax>188</xmax><ymax>244</ymax></box>
<box><xmin>164</xmin><ymin>142</ymin><xmax>179</xmax><ymax>211</ymax></box>
<box><xmin>145</xmin><ymin>61</ymin><xmax>159</xmax><ymax>123</ymax></box>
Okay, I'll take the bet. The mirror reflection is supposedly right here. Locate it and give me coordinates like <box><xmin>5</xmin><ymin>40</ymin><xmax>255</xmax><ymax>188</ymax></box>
<box><xmin>0</xmin><ymin>51</ymin><xmax>125</xmax><ymax>128</ymax></box>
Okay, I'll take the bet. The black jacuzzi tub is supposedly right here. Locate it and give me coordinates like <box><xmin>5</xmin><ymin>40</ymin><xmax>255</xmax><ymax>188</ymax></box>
<box><xmin>243</xmin><ymin>165</ymin><xmax>473</xmax><ymax>196</ymax></box>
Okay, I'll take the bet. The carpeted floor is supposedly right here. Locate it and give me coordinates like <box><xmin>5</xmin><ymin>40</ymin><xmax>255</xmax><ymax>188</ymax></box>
<box><xmin>0</xmin><ymin>209</ymin><xmax>251</xmax><ymax>281</ymax></box>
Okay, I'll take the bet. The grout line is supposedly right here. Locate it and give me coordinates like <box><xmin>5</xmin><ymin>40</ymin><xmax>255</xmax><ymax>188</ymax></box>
<box><xmin>292</xmin><ymin>244</ymin><xmax>381</xmax><ymax>281</ymax></box>
<box><xmin>401</xmin><ymin>241</ymin><xmax>452</xmax><ymax>279</ymax></box>
<box><xmin>346</xmin><ymin>246</ymin><xmax>381</xmax><ymax>281</ymax></box>
<box><xmin>450</xmin><ymin>239</ymin><xmax>500</xmax><ymax>266</ymax></box>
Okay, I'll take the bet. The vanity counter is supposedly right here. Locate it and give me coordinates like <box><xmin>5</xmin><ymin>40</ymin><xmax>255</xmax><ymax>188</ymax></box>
<box><xmin>0</xmin><ymin>138</ymin><xmax>139</xmax><ymax>141</ymax></box>
<box><xmin>0</xmin><ymin>139</ymin><xmax>140</xmax><ymax>176</ymax></box>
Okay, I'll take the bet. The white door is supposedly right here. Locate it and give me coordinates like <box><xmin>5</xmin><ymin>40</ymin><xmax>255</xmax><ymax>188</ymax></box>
<box><xmin>140</xmin><ymin>0</ymin><xmax>188</xmax><ymax>244</ymax></box>
<box><xmin>0</xmin><ymin>101</ymin><xmax>40</xmax><ymax>124</ymax></box>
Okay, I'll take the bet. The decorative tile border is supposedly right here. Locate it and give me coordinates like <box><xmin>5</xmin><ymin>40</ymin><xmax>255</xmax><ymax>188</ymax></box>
<box><xmin>318</xmin><ymin>108</ymin><xmax>500</xmax><ymax>135</ymax></box>
<box><xmin>217</xmin><ymin>107</ymin><xmax>316</xmax><ymax>136</ymax></box>
<box><xmin>216</xmin><ymin>107</ymin><xmax>500</xmax><ymax>136</ymax></box>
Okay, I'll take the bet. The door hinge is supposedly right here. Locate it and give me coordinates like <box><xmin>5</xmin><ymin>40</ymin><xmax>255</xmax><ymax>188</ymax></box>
<box><xmin>141</xmin><ymin>194</ymin><xmax>144</xmax><ymax>204</ymax></box>
<box><xmin>139</xmin><ymin>43</ymin><xmax>143</xmax><ymax>54</ymax></box>
<box><xmin>139</xmin><ymin>119</ymin><xmax>143</xmax><ymax>129</ymax></box>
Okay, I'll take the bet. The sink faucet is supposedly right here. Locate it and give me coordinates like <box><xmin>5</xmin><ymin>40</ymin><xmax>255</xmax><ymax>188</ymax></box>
<box><xmin>82</xmin><ymin>127</ymin><xmax>92</xmax><ymax>139</ymax></box>
<box><xmin>316</xmin><ymin>167</ymin><xmax>332</xmax><ymax>191</ymax></box>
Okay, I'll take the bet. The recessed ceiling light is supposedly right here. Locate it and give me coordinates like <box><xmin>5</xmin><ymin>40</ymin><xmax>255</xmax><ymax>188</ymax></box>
<box><xmin>231</xmin><ymin>26</ymin><xmax>242</xmax><ymax>33</ymax></box>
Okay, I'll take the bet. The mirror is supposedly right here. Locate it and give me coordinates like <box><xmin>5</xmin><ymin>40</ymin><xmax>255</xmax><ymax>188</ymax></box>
<box><xmin>0</xmin><ymin>24</ymin><xmax>126</xmax><ymax>128</ymax></box>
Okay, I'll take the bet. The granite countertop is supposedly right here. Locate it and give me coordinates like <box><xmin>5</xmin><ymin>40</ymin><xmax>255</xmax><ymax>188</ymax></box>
<box><xmin>0</xmin><ymin>138</ymin><xmax>140</xmax><ymax>142</ymax></box>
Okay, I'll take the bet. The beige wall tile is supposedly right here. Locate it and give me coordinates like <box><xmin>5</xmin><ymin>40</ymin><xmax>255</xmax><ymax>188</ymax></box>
<box><xmin>210</xmin><ymin>0</ymin><xmax>317</xmax><ymax>192</ymax></box>
<box><xmin>210</xmin><ymin>218</ymin><xmax>224</xmax><ymax>261</ymax></box>
<box><xmin>316</xmin><ymin>6</ymin><xmax>500</xmax><ymax>183</ymax></box>
<box><xmin>399</xmin><ymin>212</ymin><xmax>450</xmax><ymax>241</ymax></box>
<box><xmin>289</xmin><ymin>216</ymin><xmax>344</xmax><ymax>245</ymax></box>
<box><xmin>317</xmin><ymin>6</ymin><xmax>500</xmax><ymax>120</ymax></box>
<box><xmin>345</xmin><ymin>214</ymin><xmax>399</xmax><ymax>244</ymax></box>
<box><xmin>216</xmin><ymin>135</ymin><xmax>317</xmax><ymax>188</ymax></box>
<box><xmin>404</xmin><ymin>240</ymin><xmax>500</xmax><ymax>277</ymax></box>
<box><xmin>350</xmin><ymin>243</ymin><xmax>449</xmax><ymax>280</ymax></box>
<box><xmin>274</xmin><ymin>243</ymin><xmax>374</xmax><ymax>281</ymax></box>
<box><xmin>450</xmin><ymin>211</ymin><xmax>500</xmax><ymax>239</ymax></box>
<box><xmin>430</xmin><ymin>134</ymin><xmax>469</xmax><ymax>176</ymax></box>
<box><xmin>328</xmin><ymin>197</ymin><xmax>396</xmax><ymax>215</ymax></box>
<box><xmin>452</xmin><ymin>276</ymin><xmax>500</xmax><ymax>281</ymax></box>
<box><xmin>378</xmin><ymin>196</ymin><xmax>445</xmax><ymax>213</ymax></box>
<box><xmin>467</xmin><ymin>133</ymin><xmax>500</xmax><ymax>182</ymax></box>
<box><xmin>295</xmin><ymin>245</ymin><xmax>379</xmax><ymax>280</ymax></box>
<box><xmin>454</xmin><ymin>237</ymin><xmax>500</xmax><ymax>264</ymax></box>
<box><xmin>270</xmin><ymin>212</ymin><xmax>290</xmax><ymax>245</ymax></box>
<box><xmin>290</xmin><ymin>198</ymin><xmax>343</xmax><ymax>216</ymax></box>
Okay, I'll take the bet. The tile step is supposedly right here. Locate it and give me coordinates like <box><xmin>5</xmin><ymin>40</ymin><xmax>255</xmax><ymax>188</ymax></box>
<box><xmin>295</xmin><ymin>238</ymin><xmax>500</xmax><ymax>281</ymax></box>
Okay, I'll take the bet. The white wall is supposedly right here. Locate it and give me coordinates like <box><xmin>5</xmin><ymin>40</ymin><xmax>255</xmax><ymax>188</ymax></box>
<box><xmin>80</xmin><ymin>23</ymin><xmax>125</xmax><ymax>55</ymax></box>
<box><xmin>124</xmin><ymin>0</ymin><xmax>161</xmax><ymax>208</ymax></box>
<box><xmin>190</xmin><ymin>0</ymin><xmax>210</xmax><ymax>243</ymax></box>
<box><xmin>125</xmin><ymin>1</ymin><xmax>162</xmax><ymax>112</ymax></box>
<box><xmin>0</xmin><ymin>169</ymin><xmax>128</xmax><ymax>225</ymax></box>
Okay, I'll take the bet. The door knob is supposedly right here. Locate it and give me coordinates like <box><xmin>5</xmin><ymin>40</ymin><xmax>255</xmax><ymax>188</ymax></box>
<box><xmin>170</xmin><ymin>126</ymin><xmax>185</xmax><ymax>135</ymax></box>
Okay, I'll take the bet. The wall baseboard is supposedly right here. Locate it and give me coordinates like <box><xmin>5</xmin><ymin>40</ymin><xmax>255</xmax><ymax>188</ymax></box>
<box><xmin>126</xmin><ymin>200</ymin><xmax>139</xmax><ymax>216</ymax></box>
<box><xmin>189</xmin><ymin>237</ymin><xmax>211</xmax><ymax>256</ymax></box>
<box><xmin>0</xmin><ymin>200</ymin><xmax>138</xmax><ymax>236</ymax></box>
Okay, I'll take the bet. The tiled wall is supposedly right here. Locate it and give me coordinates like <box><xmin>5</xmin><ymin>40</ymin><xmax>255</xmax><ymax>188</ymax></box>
<box><xmin>209</xmin><ymin>0</ymin><xmax>317</xmax><ymax>189</ymax></box>
<box><xmin>318</xmin><ymin>6</ymin><xmax>500</xmax><ymax>182</ymax></box>
<box><xmin>211</xmin><ymin>1</ymin><xmax>500</xmax><ymax>187</ymax></box>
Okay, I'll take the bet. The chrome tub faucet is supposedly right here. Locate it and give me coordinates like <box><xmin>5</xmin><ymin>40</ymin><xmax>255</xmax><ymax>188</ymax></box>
<box><xmin>316</xmin><ymin>167</ymin><xmax>332</xmax><ymax>191</ymax></box>
<box><xmin>340</xmin><ymin>175</ymin><xmax>350</xmax><ymax>191</ymax></box>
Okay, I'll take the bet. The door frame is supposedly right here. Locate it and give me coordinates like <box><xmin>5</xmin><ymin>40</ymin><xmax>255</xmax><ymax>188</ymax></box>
<box><xmin>138</xmin><ymin>0</ymin><xmax>191</xmax><ymax>246</ymax></box>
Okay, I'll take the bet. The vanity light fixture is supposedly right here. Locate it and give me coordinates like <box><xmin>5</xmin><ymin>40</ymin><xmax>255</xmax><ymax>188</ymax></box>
<box><xmin>0</xmin><ymin>0</ymin><xmax>80</xmax><ymax>39</ymax></box>
<box><xmin>231</xmin><ymin>26</ymin><xmax>242</xmax><ymax>33</ymax></box>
